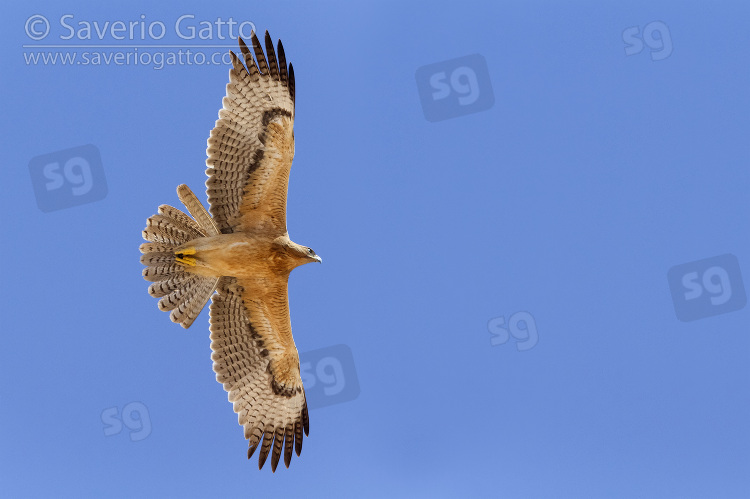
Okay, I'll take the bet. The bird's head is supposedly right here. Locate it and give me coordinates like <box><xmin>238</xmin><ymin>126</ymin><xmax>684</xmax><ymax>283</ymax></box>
<box><xmin>300</xmin><ymin>246</ymin><xmax>322</xmax><ymax>264</ymax></box>
<box><xmin>283</xmin><ymin>240</ymin><xmax>322</xmax><ymax>265</ymax></box>
<box><xmin>275</xmin><ymin>238</ymin><xmax>322</xmax><ymax>269</ymax></box>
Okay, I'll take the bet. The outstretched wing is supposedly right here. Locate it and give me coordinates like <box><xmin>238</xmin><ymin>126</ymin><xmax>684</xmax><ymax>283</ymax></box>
<box><xmin>206</xmin><ymin>31</ymin><xmax>295</xmax><ymax>236</ymax></box>
<box><xmin>209</xmin><ymin>277</ymin><xmax>309</xmax><ymax>471</ymax></box>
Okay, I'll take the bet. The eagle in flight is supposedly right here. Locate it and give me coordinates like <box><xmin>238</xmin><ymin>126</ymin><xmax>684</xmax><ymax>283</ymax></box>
<box><xmin>139</xmin><ymin>31</ymin><xmax>319</xmax><ymax>471</ymax></box>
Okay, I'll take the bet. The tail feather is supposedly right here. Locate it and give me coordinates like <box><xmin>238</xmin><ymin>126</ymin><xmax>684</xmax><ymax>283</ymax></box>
<box><xmin>142</xmin><ymin>263</ymin><xmax>185</xmax><ymax>282</ymax></box>
<box><xmin>170</xmin><ymin>277</ymin><xmax>220</xmax><ymax>327</ymax></box>
<box><xmin>142</xmin><ymin>226</ymin><xmax>185</xmax><ymax>246</ymax></box>
<box><xmin>140</xmin><ymin>184</ymin><xmax>220</xmax><ymax>328</ymax></box>
<box><xmin>139</xmin><ymin>242</ymin><xmax>178</xmax><ymax>254</ymax></box>
<box><xmin>158</xmin><ymin>204</ymin><xmax>205</xmax><ymax>235</ymax></box>
<box><xmin>140</xmin><ymin>251</ymin><xmax>176</xmax><ymax>266</ymax></box>
<box><xmin>144</xmin><ymin>215</ymin><xmax>202</xmax><ymax>244</ymax></box>
<box><xmin>177</xmin><ymin>184</ymin><xmax>220</xmax><ymax>236</ymax></box>
<box><xmin>158</xmin><ymin>279</ymin><xmax>197</xmax><ymax>311</ymax></box>
<box><xmin>147</xmin><ymin>272</ymin><xmax>194</xmax><ymax>297</ymax></box>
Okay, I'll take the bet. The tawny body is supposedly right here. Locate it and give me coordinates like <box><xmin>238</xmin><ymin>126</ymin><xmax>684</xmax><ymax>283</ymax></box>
<box><xmin>176</xmin><ymin>233</ymin><xmax>303</xmax><ymax>280</ymax></box>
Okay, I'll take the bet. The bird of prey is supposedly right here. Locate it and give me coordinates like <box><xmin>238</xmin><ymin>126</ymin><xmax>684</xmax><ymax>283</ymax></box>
<box><xmin>139</xmin><ymin>31</ymin><xmax>320</xmax><ymax>472</ymax></box>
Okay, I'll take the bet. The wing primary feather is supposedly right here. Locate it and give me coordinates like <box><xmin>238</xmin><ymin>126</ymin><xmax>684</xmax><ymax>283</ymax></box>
<box><xmin>251</xmin><ymin>31</ymin><xmax>269</xmax><ymax>75</ymax></box>
<box><xmin>271</xmin><ymin>426</ymin><xmax>284</xmax><ymax>472</ymax></box>
<box><xmin>264</xmin><ymin>31</ymin><xmax>280</xmax><ymax>80</ymax></box>
<box><xmin>288</xmin><ymin>63</ymin><xmax>295</xmax><ymax>103</ymax></box>
<box><xmin>294</xmin><ymin>420</ymin><xmax>303</xmax><ymax>456</ymax></box>
<box><xmin>229</xmin><ymin>51</ymin><xmax>245</xmax><ymax>74</ymax></box>
<box><xmin>237</xmin><ymin>36</ymin><xmax>258</xmax><ymax>76</ymax></box>
<box><xmin>283</xmin><ymin>424</ymin><xmax>293</xmax><ymax>468</ymax></box>
<box><xmin>237</xmin><ymin>36</ymin><xmax>250</xmax><ymax>60</ymax></box>
<box><xmin>258</xmin><ymin>428</ymin><xmax>273</xmax><ymax>469</ymax></box>
<box><xmin>277</xmin><ymin>39</ymin><xmax>288</xmax><ymax>85</ymax></box>
<box><xmin>302</xmin><ymin>404</ymin><xmax>310</xmax><ymax>436</ymax></box>
<box><xmin>247</xmin><ymin>425</ymin><xmax>262</xmax><ymax>459</ymax></box>
<box><xmin>247</xmin><ymin>439</ymin><xmax>260</xmax><ymax>460</ymax></box>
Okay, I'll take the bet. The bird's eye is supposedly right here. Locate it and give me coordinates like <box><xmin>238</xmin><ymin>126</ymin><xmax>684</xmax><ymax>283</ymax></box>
<box><xmin>308</xmin><ymin>248</ymin><xmax>314</xmax><ymax>255</ymax></box>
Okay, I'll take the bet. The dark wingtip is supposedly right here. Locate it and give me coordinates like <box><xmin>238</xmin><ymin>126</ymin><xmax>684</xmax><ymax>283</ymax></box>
<box><xmin>248</xmin><ymin>440</ymin><xmax>259</xmax><ymax>460</ymax></box>
<box><xmin>263</xmin><ymin>30</ymin><xmax>280</xmax><ymax>79</ymax></box>
<box><xmin>258</xmin><ymin>430</ymin><xmax>274</xmax><ymax>470</ymax></box>
<box><xmin>277</xmin><ymin>38</ymin><xmax>288</xmax><ymax>85</ymax></box>
<box><xmin>258</xmin><ymin>451</ymin><xmax>269</xmax><ymax>470</ymax></box>
<box><xmin>294</xmin><ymin>420</ymin><xmax>303</xmax><ymax>456</ymax></box>
<box><xmin>303</xmin><ymin>405</ymin><xmax>310</xmax><ymax>436</ymax></box>
<box><xmin>288</xmin><ymin>63</ymin><xmax>295</xmax><ymax>103</ymax></box>
<box><xmin>229</xmin><ymin>51</ymin><xmax>243</xmax><ymax>72</ymax></box>
<box><xmin>284</xmin><ymin>426</ymin><xmax>293</xmax><ymax>468</ymax></box>
<box><xmin>271</xmin><ymin>428</ymin><xmax>284</xmax><ymax>472</ymax></box>
<box><xmin>250</xmin><ymin>30</ymin><xmax>268</xmax><ymax>74</ymax></box>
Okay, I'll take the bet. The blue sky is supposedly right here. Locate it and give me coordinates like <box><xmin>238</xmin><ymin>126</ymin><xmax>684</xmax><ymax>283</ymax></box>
<box><xmin>2</xmin><ymin>1</ymin><xmax>749</xmax><ymax>497</ymax></box>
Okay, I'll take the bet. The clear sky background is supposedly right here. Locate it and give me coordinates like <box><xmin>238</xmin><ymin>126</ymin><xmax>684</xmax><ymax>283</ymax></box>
<box><xmin>2</xmin><ymin>1</ymin><xmax>749</xmax><ymax>498</ymax></box>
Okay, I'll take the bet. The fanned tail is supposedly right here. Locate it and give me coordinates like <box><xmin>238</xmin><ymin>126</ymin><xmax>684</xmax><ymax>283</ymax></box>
<box><xmin>140</xmin><ymin>185</ymin><xmax>221</xmax><ymax>329</ymax></box>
